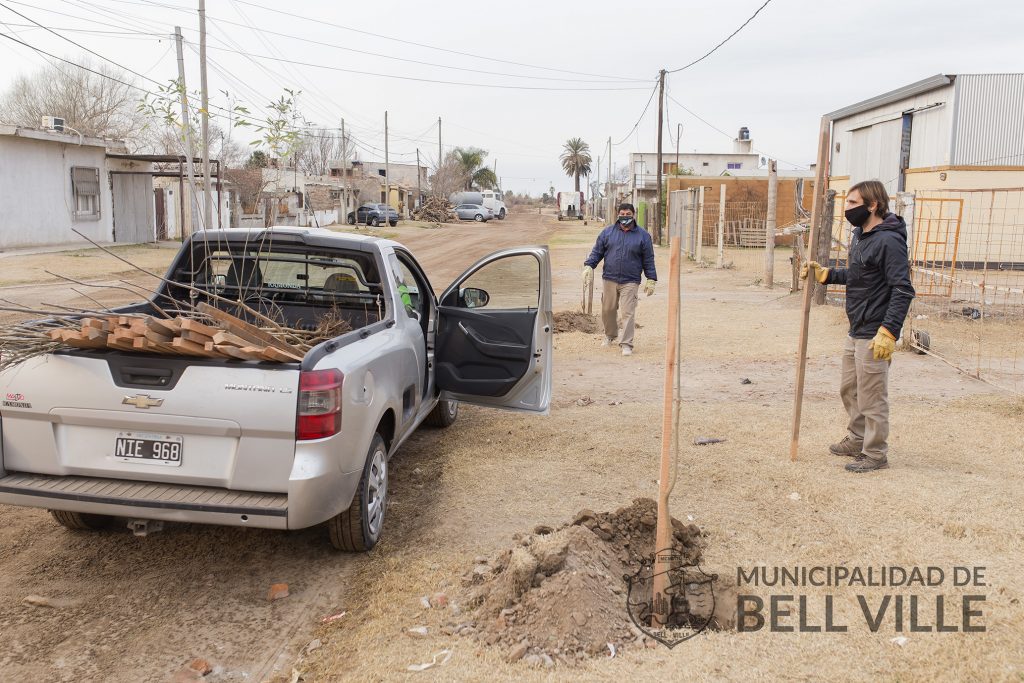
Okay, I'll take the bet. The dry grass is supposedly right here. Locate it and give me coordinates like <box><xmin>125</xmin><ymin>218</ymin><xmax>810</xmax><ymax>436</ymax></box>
<box><xmin>295</xmin><ymin>219</ymin><xmax>1024</xmax><ymax>681</ymax></box>
<box><xmin>0</xmin><ymin>243</ymin><xmax>180</xmax><ymax>287</ymax></box>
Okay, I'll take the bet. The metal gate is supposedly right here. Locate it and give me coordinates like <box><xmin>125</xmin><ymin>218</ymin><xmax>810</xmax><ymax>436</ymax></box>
<box><xmin>112</xmin><ymin>173</ymin><xmax>155</xmax><ymax>243</ymax></box>
<box><xmin>911</xmin><ymin>197</ymin><xmax>964</xmax><ymax>297</ymax></box>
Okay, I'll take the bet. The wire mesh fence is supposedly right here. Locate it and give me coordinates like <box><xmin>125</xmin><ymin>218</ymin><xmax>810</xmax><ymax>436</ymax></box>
<box><xmin>826</xmin><ymin>188</ymin><xmax>1024</xmax><ymax>393</ymax></box>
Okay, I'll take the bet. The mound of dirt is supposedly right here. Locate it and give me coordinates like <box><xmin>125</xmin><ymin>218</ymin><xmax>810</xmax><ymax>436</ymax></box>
<box><xmin>455</xmin><ymin>499</ymin><xmax>725</xmax><ymax>664</ymax></box>
<box><xmin>553</xmin><ymin>311</ymin><xmax>600</xmax><ymax>334</ymax></box>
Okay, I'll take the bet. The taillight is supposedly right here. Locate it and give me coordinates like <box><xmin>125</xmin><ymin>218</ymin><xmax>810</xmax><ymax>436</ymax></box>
<box><xmin>296</xmin><ymin>369</ymin><xmax>343</xmax><ymax>440</ymax></box>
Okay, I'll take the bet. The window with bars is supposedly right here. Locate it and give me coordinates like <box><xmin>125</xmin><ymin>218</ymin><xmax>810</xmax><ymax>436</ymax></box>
<box><xmin>71</xmin><ymin>166</ymin><xmax>100</xmax><ymax>220</ymax></box>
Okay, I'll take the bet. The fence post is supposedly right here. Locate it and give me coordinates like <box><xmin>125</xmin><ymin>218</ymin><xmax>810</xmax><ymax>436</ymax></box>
<box><xmin>764</xmin><ymin>160</ymin><xmax>777</xmax><ymax>287</ymax></box>
<box><xmin>696</xmin><ymin>186</ymin><xmax>705</xmax><ymax>263</ymax></box>
<box><xmin>813</xmin><ymin>190</ymin><xmax>836</xmax><ymax>305</ymax></box>
<box><xmin>716</xmin><ymin>184</ymin><xmax>726</xmax><ymax>268</ymax></box>
<box><xmin>791</xmin><ymin>233</ymin><xmax>805</xmax><ymax>293</ymax></box>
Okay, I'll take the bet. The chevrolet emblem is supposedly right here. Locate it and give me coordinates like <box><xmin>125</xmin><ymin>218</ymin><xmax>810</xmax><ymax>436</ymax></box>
<box><xmin>122</xmin><ymin>394</ymin><xmax>164</xmax><ymax>409</ymax></box>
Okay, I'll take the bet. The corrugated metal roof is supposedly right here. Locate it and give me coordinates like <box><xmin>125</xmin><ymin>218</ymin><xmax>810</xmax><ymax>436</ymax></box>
<box><xmin>825</xmin><ymin>74</ymin><xmax>953</xmax><ymax>121</ymax></box>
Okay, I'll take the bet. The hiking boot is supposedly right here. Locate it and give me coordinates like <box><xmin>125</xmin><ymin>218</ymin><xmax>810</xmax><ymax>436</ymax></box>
<box><xmin>621</xmin><ymin>346</ymin><xmax>633</xmax><ymax>356</ymax></box>
<box><xmin>829</xmin><ymin>436</ymin><xmax>863</xmax><ymax>457</ymax></box>
<box><xmin>845</xmin><ymin>457</ymin><xmax>889</xmax><ymax>473</ymax></box>
<box><xmin>601</xmin><ymin>337</ymin><xmax>615</xmax><ymax>347</ymax></box>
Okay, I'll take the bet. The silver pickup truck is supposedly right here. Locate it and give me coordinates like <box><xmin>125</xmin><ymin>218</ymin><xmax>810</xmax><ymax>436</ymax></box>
<box><xmin>0</xmin><ymin>228</ymin><xmax>552</xmax><ymax>551</ymax></box>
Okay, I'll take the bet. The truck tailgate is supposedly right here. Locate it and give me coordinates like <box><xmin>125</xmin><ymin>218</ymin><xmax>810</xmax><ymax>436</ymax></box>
<box><xmin>0</xmin><ymin>352</ymin><xmax>300</xmax><ymax>492</ymax></box>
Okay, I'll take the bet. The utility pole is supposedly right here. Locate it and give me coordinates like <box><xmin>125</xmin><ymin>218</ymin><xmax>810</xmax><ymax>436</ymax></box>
<box><xmin>607</xmin><ymin>137</ymin><xmax>612</xmax><ymax>220</ymax></box>
<box><xmin>416</xmin><ymin>148</ymin><xmax>422</xmax><ymax>211</ymax></box>
<box><xmin>341</xmin><ymin>118</ymin><xmax>349</xmax><ymax>218</ymax></box>
<box><xmin>655</xmin><ymin>69</ymin><xmax>666</xmax><ymax>245</ymax></box>
<box><xmin>675</xmin><ymin>123</ymin><xmax>681</xmax><ymax>174</ymax></box>
<box><xmin>173</xmin><ymin>27</ymin><xmax>197</xmax><ymax>237</ymax></box>
<box><xmin>198</xmin><ymin>1</ymin><xmax>212</xmax><ymax>230</ymax></box>
<box><xmin>716</xmin><ymin>184</ymin><xmax>726</xmax><ymax>268</ymax></box>
<box><xmin>437</xmin><ymin>116</ymin><xmax>442</xmax><ymax>170</ymax></box>
<box><xmin>596</xmin><ymin>155</ymin><xmax>601</xmax><ymax>220</ymax></box>
<box><xmin>764</xmin><ymin>159</ymin><xmax>778</xmax><ymax>288</ymax></box>
<box><xmin>384</xmin><ymin>110</ymin><xmax>390</xmax><ymax>215</ymax></box>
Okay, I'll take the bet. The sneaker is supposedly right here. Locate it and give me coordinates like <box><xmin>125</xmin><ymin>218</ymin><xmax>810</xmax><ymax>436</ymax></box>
<box><xmin>845</xmin><ymin>457</ymin><xmax>889</xmax><ymax>473</ymax></box>
<box><xmin>601</xmin><ymin>337</ymin><xmax>615</xmax><ymax>347</ymax></box>
<box><xmin>621</xmin><ymin>346</ymin><xmax>633</xmax><ymax>356</ymax></box>
<box><xmin>829</xmin><ymin>436</ymin><xmax>863</xmax><ymax>457</ymax></box>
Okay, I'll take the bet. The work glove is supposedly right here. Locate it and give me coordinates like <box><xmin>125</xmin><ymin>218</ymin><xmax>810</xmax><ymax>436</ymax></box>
<box><xmin>800</xmin><ymin>260</ymin><xmax>829</xmax><ymax>284</ymax></box>
<box><xmin>869</xmin><ymin>326</ymin><xmax>897</xmax><ymax>361</ymax></box>
<box><xmin>643</xmin><ymin>279</ymin><xmax>656</xmax><ymax>296</ymax></box>
<box><xmin>582</xmin><ymin>265</ymin><xmax>594</xmax><ymax>285</ymax></box>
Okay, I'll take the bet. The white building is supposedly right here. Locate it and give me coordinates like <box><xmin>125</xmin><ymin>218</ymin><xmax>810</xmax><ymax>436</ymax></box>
<box><xmin>0</xmin><ymin>125</ymin><xmax>159</xmax><ymax>250</ymax></box>
<box><xmin>826</xmin><ymin>73</ymin><xmax>1024</xmax><ymax>193</ymax></box>
<box><xmin>629</xmin><ymin>127</ymin><xmax>762</xmax><ymax>205</ymax></box>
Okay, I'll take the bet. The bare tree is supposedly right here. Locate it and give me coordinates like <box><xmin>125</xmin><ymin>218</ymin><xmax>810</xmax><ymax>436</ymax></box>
<box><xmin>429</xmin><ymin>150</ymin><xmax>470</xmax><ymax>198</ymax></box>
<box><xmin>0</xmin><ymin>58</ymin><xmax>144</xmax><ymax>140</ymax></box>
<box><xmin>296</xmin><ymin>127</ymin><xmax>349</xmax><ymax>176</ymax></box>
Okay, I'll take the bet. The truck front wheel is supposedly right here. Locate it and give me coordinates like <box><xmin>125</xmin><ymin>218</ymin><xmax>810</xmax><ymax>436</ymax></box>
<box><xmin>49</xmin><ymin>510</ymin><xmax>113</xmax><ymax>531</ymax></box>
<box><xmin>328</xmin><ymin>433</ymin><xmax>388</xmax><ymax>552</ymax></box>
<box><xmin>498</xmin><ymin>209</ymin><xmax>506</xmax><ymax>219</ymax></box>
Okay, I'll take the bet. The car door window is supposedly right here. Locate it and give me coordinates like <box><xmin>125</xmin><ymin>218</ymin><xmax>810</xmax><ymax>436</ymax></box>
<box><xmin>387</xmin><ymin>252</ymin><xmax>427</xmax><ymax>320</ymax></box>
<box><xmin>454</xmin><ymin>254</ymin><xmax>539</xmax><ymax>310</ymax></box>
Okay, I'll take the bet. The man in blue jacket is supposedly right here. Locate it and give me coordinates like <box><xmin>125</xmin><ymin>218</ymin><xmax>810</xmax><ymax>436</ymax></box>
<box><xmin>801</xmin><ymin>180</ymin><xmax>915</xmax><ymax>473</ymax></box>
<box><xmin>582</xmin><ymin>203</ymin><xmax>657</xmax><ymax>356</ymax></box>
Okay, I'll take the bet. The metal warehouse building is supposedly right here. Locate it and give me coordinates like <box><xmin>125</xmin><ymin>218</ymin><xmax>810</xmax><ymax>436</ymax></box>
<box><xmin>826</xmin><ymin>73</ymin><xmax>1024</xmax><ymax>193</ymax></box>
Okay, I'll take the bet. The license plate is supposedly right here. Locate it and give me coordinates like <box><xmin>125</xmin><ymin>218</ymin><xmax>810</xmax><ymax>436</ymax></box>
<box><xmin>114</xmin><ymin>432</ymin><xmax>183</xmax><ymax>467</ymax></box>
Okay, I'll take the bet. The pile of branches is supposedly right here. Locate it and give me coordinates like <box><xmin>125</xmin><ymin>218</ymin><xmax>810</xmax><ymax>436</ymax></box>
<box><xmin>0</xmin><ymin>302</ymin><xmax>352</xmax><ymax>372</ymax></box>
<box><xmin>415</xmin><ymin>195</ymin><xmax>456</xmax><ymax>223</ymax></box>
<box><xmin>0</xmin><ymin>230</ymin><xmax>360</xmax><ymax>372</ymax></box>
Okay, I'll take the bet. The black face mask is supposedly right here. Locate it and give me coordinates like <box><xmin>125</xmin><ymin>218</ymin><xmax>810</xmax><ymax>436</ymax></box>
<box><xmin>845</xmin><ymin>205</ymin><xmax>872</xmax><ymax>228</ymax></box>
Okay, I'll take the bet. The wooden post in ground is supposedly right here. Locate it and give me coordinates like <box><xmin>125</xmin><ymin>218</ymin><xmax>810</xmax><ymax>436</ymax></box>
<box><xmin>696</xmin><ymin>186</ymin><xmax>705</xmax><ymax>263</ymax></box>
<box><xmin>791</xmin><ymin>233</ymin><xmax>805</xmax><ymax>293</ymax></box>
<box><xmin>789</xmin><ymin>116</ymin><xmax>832</xmax><ymax>461</ymax></box>
<box><xmin>716</xmin><ymin>184</ymin><xmax>726</xmax><ymax>268</ymax></box>
<box><xmin>587</xmin><ymin>275</ymin><xmax>594</xmax><ymax>315</ymax></box>
<box><xmin>813</xmin><ymin>190</ymin><xmax>836</xmax><ymax>305</ymax></box>
<box><xmin>652</xmin><ymin>213</ymin><xmax>682</xmax><ymax>626</ymax></box>
<box><xmin>764</xmin><ymin>160</ymin><xmax>778</xmax><ymax>287</ymax></box>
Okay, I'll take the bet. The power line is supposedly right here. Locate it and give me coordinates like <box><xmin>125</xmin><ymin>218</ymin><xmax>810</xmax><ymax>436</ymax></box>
<box><xmin>230</xmin><ymin>0</ymin><xmax>643</xmax><ymax>83</ymax></box>
<box><xmin>119</xmin><ymin>0</ymin><xmax>651</xmax><ymax>85</ymax></box>
<box><xmin>665</xmin><ymin>92</ymin><xmax>808</xmax><ymax>169</ymax></box>
<box><xmin>668</xmin><ymin>0</ymin><xmax>773</xmax><ymax>73</ymax></box>
<box><xmin>612</xmin><ymin>80</ymin><xmax>660</xmax><ymax>146</ymax></box>
<box><xmin>199</xmin><ymin>43</ymin><xmax>653</xmax><ymax>91</ymax></box>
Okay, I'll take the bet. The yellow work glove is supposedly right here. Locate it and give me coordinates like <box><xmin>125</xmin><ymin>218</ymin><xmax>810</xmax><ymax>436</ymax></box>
<box><xmin>643</xmin><ymin>280</ymin><xmax>656</xmax><ymax>296</ymax></box>
<box><xmin>582</xmin><ymin>265</ymin><xmax>594</xmax><ymax>285</ymax></box>
<box><xmin>800</xmin><ymin>260</ymin><xmax>829</xmax><ymax>284</ymax></box>
<box><xmin>869</xmin><ymin>326</ymin><xmax>896</xmax><ymax>361</ymax></box>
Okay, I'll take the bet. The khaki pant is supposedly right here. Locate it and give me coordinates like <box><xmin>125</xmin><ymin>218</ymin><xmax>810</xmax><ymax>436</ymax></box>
<box><xmin>840</xmin><ymin>336</ymin><xmax>890</xmax><ymax>461</ymax></box>
<box><xmin>601</xmin><ymin>280</ymin><xmax>639</xmax><ymax>348</ymax></box>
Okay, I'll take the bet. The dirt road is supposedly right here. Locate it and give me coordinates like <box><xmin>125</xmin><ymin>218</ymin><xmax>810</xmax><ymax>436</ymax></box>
<box><xmin>0</xmin><ymin>212</ymin><xmax>559</xmax><ymax>682</ymax></box>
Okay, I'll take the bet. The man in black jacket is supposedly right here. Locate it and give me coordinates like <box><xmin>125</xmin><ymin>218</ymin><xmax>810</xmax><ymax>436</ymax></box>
<box><xmin>801</xmin><ymin>180</ymin><xmax>915</xmax><ymax>473</ymax></box>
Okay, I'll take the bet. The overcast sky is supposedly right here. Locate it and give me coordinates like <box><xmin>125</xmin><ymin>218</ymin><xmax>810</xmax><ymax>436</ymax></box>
<box><xmin>2</xmin><ymin>0</ymin><xmax>1023</xmax><ymax>195</ymax></box>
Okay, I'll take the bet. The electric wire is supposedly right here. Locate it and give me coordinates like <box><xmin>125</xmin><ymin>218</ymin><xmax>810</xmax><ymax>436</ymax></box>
<box><xmin>612</xmin><ymin>80</ymin><xmax>661</xmax><ymax>146</ymax></box>
<box><xmin>667</xmin><ymin>0</ymin><xmax>773</xmax><ymax>73</ymax></box>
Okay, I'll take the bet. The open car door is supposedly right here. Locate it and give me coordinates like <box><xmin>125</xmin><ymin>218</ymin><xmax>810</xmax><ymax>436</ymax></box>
<box><xmin>435</xmin><ymin>247</ymin><xmax>552</xmax><ymax>413</ymax></box>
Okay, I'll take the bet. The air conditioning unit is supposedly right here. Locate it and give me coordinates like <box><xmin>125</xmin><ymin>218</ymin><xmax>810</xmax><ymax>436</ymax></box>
<box><xmin>41</xmin><ymin>116</ymin><xmax>65</xmax><ymax>132</ymax></box>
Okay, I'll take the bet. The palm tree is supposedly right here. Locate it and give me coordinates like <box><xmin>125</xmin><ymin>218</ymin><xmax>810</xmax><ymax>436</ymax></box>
<box><xmin>560</xmin><ymin>138</ymin><xmax>592</xmax><ymax>193</ymax></box>
<box><xmin>454</xmin><ymin>147</ymin><xmax>498</xmax><ymax>190</ymax></box>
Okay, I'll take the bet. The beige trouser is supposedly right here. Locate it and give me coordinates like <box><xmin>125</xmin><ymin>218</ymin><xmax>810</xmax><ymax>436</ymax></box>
<box><xmin>840</xmin><ymin>336</ymin><xmax>890</xmax><ymax>461</ymax></box>
<box><xmin>601</xmin><ymin>280</ymin><xmax>639</xmax><ymax>348</ymax></box>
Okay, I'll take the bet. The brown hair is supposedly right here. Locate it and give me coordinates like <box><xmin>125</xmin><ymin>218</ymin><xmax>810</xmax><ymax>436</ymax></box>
<box><xmin>848</xmin><ymin>180</ymin><xmax>889</xmax><ymax>217</ymax></box>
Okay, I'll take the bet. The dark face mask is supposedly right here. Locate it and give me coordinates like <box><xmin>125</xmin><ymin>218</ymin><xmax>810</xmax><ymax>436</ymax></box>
<box><xmin>618</xmin><ymin>216</ymin><xmax>634</xmax><ymax>225</ymax></box>
<box><xmin>845</xmin><ymin>204</ymin><xmax>872</xmax><ymax>228</ymax></box>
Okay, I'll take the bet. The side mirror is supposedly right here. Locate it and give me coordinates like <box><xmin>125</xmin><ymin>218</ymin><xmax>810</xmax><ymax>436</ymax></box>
<box><xmin>212</xmin><ymin>273</ymin><xmax>227</xmax><ymax>294</ymax></box>
<box><xmin>459</xmin><ymin>287</ymin><xmax>490</xmax><ymax>309</ymax></box>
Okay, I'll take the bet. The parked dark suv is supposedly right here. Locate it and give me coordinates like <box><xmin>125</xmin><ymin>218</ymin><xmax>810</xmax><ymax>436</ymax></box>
<box><xmin>347</xmin><ymin>203</ymin><xmax>399</xmax><ymax>227</ymax></box>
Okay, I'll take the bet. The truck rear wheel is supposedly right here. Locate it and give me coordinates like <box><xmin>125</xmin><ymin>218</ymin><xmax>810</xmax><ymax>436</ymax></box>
<box><xmin>328</xmin><ymin>433</ymin><xmax>388</xmax><ymax>552</ymax></box>
<box><xmin>424</xmin><ymin>398</ymin><xmax>458</xmax><ymax>428</ymax></box>
<box><xmin>49</xmin><ymin>510</ymin><xmax>113</xmax><ymax>531</ymax></box>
